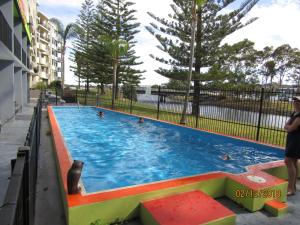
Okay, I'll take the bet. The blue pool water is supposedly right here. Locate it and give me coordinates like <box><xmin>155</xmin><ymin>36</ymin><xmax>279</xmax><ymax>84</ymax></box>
<box><xmin>53</xmin><ymin>107</ymin><xmax>284</xmax><ymax>193</ymax></box>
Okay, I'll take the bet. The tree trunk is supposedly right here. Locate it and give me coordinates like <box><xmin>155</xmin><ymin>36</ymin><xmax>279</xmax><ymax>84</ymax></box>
<box><xmin>180</xmin><ymin>1</ymin><xmax>197</xmax><ymax>124</ymax></box>
<box><xmin>86</xmin><ymin>78</ymin><xmax>90</xmax><ymax>92</ymax></box>
<box><xmin>100</xmin><ymin>83</ymin><xmax>105</xmax><ymax>95</ymax></box>
<box><xmin>192</xmin><ymin>7</ymin><xmax>203</xmax><ymax>116</ymax></box>
<box><xmin>112</xmin><ymin>60</ymin><xmax>117</xmax><ymax>109</ymax></box>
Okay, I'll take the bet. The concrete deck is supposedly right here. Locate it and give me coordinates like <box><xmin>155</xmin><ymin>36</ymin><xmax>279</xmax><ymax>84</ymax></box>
<box><xmin>34</xmin><ymin>110</ymin><xmax>66</xmax><ymax>225</ymax></box>
<box><xmin>0</xmin><ymin>99</ymin><xmax>35</xmax><ymax>205</ymax></box>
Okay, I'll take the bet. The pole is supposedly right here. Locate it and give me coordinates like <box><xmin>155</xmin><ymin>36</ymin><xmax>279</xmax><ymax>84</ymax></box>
<box><xmin>157</xmin><ymin>86</ymin><xmax>161</xmax><ymax>120</ymax></box>
<box><xmin>130</xmin><ymin>85</ymin><xmax>133</xmax><ymax>114</ymax></box>
<box><xmin>55</xmin><ymin>87</ymin><xmax>57</xmax><ymax>106</ymax></box>
<box><xmin>256</xmin><ymin>88</ymin><xmax>264</xmax><ymax>141</ymax></box>
<box><xmin>84</xmin><ymin>84</ymin><xmax>87</xmax><ymax>105</ymax></box>
<box><xmin>195</xmin><ymin>87</ymin><xmax>200</xmax><ymax>128</ymax></box>
<box><xmin>96</xmin><ymin>85</ymin><xmax>100</xmax><ymax>107</ymax></box>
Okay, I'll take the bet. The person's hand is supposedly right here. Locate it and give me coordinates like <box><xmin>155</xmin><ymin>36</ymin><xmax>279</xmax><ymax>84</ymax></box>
<box><xmin>285</xmin><ymin>117</ymin><xmax>300</xmax><ymax>132</ymax></box>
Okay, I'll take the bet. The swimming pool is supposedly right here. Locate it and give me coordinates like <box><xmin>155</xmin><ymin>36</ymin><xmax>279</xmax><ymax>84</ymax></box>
<box><xmin>52</xmin><ymin>106</ymin><xmax>284</xmax><ymax>193</ymax></box>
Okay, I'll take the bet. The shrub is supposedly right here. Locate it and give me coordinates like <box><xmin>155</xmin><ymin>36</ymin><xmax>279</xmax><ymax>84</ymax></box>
<box><xmin>33</xmin><ymin>81</ymin><xmax>47</xmax><ymax>90</ymax></box>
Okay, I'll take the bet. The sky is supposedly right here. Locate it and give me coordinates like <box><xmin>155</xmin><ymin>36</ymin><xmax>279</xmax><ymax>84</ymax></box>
<box><xmin>38</xmin><ymin>0</ymin><xmax>300</xmax><ymax>85</ymax></box>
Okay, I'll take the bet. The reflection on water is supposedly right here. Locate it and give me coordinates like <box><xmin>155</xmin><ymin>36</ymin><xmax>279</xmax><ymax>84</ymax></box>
<box><xmin>137</xmin><ymin>94</ymin><xmax>289</xmax><ymax>129</ymax></box>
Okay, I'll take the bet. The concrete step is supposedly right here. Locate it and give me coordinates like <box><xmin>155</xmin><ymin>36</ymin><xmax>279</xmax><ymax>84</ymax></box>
<box><xmin>140</xmin><ymin>190</ymin><xmax>235</xmax><ymax>225</ymax></box>
<box><xmin>264</xmin><ymin>200</ymin><xmax>288</xmax><ymax>217</ymax></box>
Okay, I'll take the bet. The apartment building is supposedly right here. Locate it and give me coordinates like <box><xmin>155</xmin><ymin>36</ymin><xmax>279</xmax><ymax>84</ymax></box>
<box><xmin>0</xmin><ymin>0</ymin><xmax>32</xmax><ymax>124</ymax></box>
<box><xmin>29</xmin><ymin>11</ymin><xmax>62</xmax><ymax>87</ymax></box>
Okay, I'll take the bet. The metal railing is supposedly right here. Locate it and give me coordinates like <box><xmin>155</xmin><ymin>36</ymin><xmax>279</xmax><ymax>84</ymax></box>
<box><xmin>0</xmin><ymin>95</ymin><xmax>42</xmax><ymax>225</ymax></box>
<box><xmin>68</xmin><ymin>86</ymin><xmax>298</xmax><ymax>147</ymax></box>
<box><xmin>0</xmin><ymin>10</ymin><xmax>12</xmax><ymax>51</ymax></box>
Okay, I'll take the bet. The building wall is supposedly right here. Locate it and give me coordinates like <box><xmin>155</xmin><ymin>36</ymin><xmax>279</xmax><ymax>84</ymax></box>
<box><xmin>29</xmin><ymin>10</ymin><xmax>62</xmax><ymax>88</ymax></box>
<box><xmin>0</xmin><ymin>0</ymin><xmax>31</xmax><ymax>124</ymax></box>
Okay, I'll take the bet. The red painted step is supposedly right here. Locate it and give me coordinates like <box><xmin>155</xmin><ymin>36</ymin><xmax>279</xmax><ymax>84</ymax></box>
<box><xmin>141</xmin><ymin>190</ymin><xmax>235</xmax><ymax>225</ymax></box>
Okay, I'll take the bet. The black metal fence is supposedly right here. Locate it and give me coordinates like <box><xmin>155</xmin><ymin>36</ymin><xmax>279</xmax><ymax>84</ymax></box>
<box><xmin>0</xmin><ymin>96</ymin><xmax>42</xmax><ymax>225</ymax></box>
<box><xmin>0</xmin><ymin>10</ymin><xmax>12</xmax><ymax>51</ymax></box>
<box><xmin>63</xmin><ymin>86</ymin><xmax>297</xmax><ymax>147</ymax></box>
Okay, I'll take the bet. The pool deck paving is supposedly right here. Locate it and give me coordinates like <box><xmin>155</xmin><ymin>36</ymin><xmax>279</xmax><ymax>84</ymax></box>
<box><xmin>2</xmin><ymin>102</ymin><xmax>300</xmax><ymax>225</ymax></box>
<box><xmin>0</xmin><ymin>99</ymin><xmax>36</xmax><ymax>206</ymax></box>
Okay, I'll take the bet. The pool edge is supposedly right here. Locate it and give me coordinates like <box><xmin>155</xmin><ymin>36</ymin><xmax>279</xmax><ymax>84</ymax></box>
<box><xmin>48</xmin><ymin>106</ymin><xmax>290</xmax><ymax>225</ymax></box>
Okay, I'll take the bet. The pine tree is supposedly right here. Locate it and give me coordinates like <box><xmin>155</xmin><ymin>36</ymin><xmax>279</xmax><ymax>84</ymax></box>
<box><xmin>72</xmin><ymin>0</ymin><xmax>95</xmax><ymax>92</ymax></box>
<box><xmin>147</xmin><ymin>0</ymin><xmax>259</xmax><ymax>114</ymax></box>
<box><xmin>96</xmin><ymin>0</ymin><xmax>145</xmax><ymax>97</ymax></box>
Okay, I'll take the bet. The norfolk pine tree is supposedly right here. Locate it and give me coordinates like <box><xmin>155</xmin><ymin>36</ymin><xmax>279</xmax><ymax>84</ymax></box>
<box><xmin>147</xmin><ymin>0</ymin><xmax>259</xmax><ymax>116</ymax></box>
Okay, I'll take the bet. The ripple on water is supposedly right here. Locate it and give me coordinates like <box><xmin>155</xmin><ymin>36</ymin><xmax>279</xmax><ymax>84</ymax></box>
<box><xmin>53</xmin><ymin>107</ymin><xmax>284</xmax><ymax>192</ymax></box>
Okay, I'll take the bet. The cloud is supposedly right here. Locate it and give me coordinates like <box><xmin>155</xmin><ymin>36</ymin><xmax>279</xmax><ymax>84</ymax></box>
<box><xmin>38</xmin><ymin>0</ymin><xmax>84</xmax><ymax>8</ymax></box>
<box><xmin>38</xmin><ymin>0</ymin><xmax>300</xmax><ymax>85</ymax></box>
<box><xmin>223</xmin><ymin>0</ymin><xmax>300</xmax><ymax>50</ymax></box>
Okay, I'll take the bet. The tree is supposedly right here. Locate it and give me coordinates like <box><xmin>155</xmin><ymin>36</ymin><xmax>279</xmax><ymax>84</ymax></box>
<box><xmin>147</xmin><ymin>0</ymin><xmax>259</xmax><ymax>116</ymax></box>
<box><xmin>180</xmin><ymin>0</ymin><xmax>201</xmax><ymax>124</ymax></box>
<box><xmin>288</xmin><ymin>48</ymin><xmax>300</xmax><ymax>88</ymax></box>
<box><xmin>95</xmin><ymin>0</ymin><xmax>145</xmax><ymax>98</ymax></box>
<box><xmin>272</xmin><ymin>44</ymin><xmax>294</xmax><ymax>87</ymax></box>
<box><xmin>72</xmin><ymin>0</ymin><xmax>95</xmax><ymax>92</ymax></box>
<box><xmin>101</xmin><ymin>36</ymin><xmax>129</xmax><ymax>108</ymax></box>
<box><xmin>207</xmin><ymin>39</ymin><xmax>259</xmax><ymax>87</ymax></box>
<box><xmin>256</xmin><ymin>46</ymin><xmax>274</xmax><ymax>85</ymax></box>
<box><xmin>50</xmin><ymin>19</ymin><xmax>77</xmax><ymax>94</ymax></box>
<box><xmin>164</xmin><ymin>79</ymin><xmax>187</xmax><ymax>90</ymax></box>
<box><xmin>263</xmin><ymin>60</ymin><xmax>276</xmax><ymax>85</ymax></box>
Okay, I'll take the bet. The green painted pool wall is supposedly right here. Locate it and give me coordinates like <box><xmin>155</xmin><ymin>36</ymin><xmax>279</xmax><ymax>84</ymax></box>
<box><xmin>140</xmin><ymin>204</ymin><xmax>160</xmax><ymax>225</ymax></box>
<box><xmin>263</xmin><ymin>166</ymin><xmax>288</xmax><ymax>180</ymax></box>
<box><xmin>225</xmin><ymin>178</ymin><xmax>287</xmax><ymax>212</ymax></box>
<box><xmin>203</xmin><ymin>215</ymin><xmax>236</xmax><ymax>225</ymax></box>
<box><xmin>68</xmin><ymin>177</ymin><xmax>226</xmax><ymax>225</ymax></box>
<box><xmin>264</xmin><ymin>204</ymin><xmax>288</xmax><ymax>217</ymax></box>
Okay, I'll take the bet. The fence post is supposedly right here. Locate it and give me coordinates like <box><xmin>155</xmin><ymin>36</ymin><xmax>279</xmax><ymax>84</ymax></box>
<box><xmin>55</xmin><ymin>87</ymin><xmax>58</xmax><ymax>106</ymax></box>
<box><xmin>157</xmin><ymin>86</ymin><xmax>161</xmax><ymax>120</ymax></box>
<box><xmin>256</xmin><ymin>88</ymin><xmax>264</xmax><ymax>141</ymax></box>
<box><xmin>195</xmin><ymin>92</ymin><xmax>200</xmax><ymax>128</ymax></box>
<box><xmin>18</xmin><ymin>146</ymin><xmax>30</xmax><ymax>225</ymax></box>
<box><xmin>75</xmin><ymin>88</ymin><xmax>78</xmax><ymax>104</ymax></box>
<box><xmin>84</xmin><ymin>85</ymin><xmax>87</xmax><ymax>105</ymax></box>
<box><xmin>96</xmin><ymin>85</ymin><xmax>100</xmax><ymax>107</ymax></box>
<box><xmin>130</xmin><ymin>85</ymin><xmax>133</xmax><ymax>114</ymax></box>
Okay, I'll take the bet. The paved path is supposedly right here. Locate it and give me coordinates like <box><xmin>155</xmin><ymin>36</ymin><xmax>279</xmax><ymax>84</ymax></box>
<box><xmin>0</xmin><ymin>100</ymin><xmax>35</xmax><ymax>205</ymax></box>
<box><xmin>34</xmin><ymin>110</ymin><xmax>66</xmax><ymax>225</ymax></box>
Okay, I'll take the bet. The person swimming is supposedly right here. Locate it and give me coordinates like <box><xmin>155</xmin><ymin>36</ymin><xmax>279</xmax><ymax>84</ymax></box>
<box><xmin>97</xmin><ymin>111</ymin><xmax>104</xmax><ymax>118</ymax></box>
<box><xmin>138</xmin><ymin>117</ymin><xmax>144</xmax><ymax>123</ymax></box>
<box><xmin>222</xmin><ymin>154</ymin><xmax>230</xmax><ymax>160</ymax></box>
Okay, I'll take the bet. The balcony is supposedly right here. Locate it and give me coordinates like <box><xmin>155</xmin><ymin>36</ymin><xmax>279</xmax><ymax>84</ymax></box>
<box><xmin>38</xmin><ymin>43</ymin><xmax>48</xmax><ymax>52</ymax></box>
<box><xmin>0</xmin><ymin>10</ymin><xmax>12</xmax><ymax>51</ymax></box>
<box><xmin>38</xmin><ymin>57</ymin><xmax>47</xmax><ymax>65</ymax></box>
<box><xmin>40</xmin><ymin>71</ymin><xmax>48</xmax><ymax>79</ymax></box>
<box><xmin>38</xmin><ymin>21</ymin><xmax>50</xmax><ymax>31</ymax></box>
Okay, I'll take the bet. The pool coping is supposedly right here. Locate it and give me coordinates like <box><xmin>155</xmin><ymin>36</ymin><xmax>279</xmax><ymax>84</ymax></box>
<box><xmin>48</xmin><ymin>105</ymin><xmax>289</xmax><ymax>224</ymax></box>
